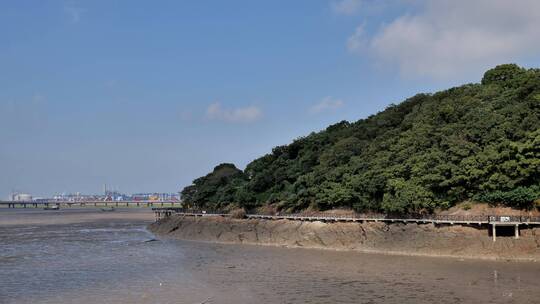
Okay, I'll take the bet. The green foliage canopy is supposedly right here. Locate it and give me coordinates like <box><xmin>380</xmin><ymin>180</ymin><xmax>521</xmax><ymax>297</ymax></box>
<box><xmin>182</xmin><ymin>65</ymin><xmax>540</xmax><ymax>213</ymax></box>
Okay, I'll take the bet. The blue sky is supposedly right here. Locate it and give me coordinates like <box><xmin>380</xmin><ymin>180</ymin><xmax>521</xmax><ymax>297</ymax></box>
<box><xmin>1</xmin><ymin>0</ymin><xmax>540</xmax><ymax>198</ymax></box>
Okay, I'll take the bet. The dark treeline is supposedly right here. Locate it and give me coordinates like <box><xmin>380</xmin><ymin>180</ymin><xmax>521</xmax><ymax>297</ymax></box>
<box><xmin>181</xmin><ymin>64</ymin><xmax>540</xmax><ymax>213</ymax></box>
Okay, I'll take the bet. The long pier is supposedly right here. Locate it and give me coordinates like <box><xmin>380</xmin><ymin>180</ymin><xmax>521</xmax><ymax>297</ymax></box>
<box><xmin>0</xmin><ymin>200</ymin><xmax>181</xmax><ymax>208</ymax></box>
<box><xmin>152</xmin><ymin>208</ymin><xmax>540</xmax><ymax>242</ymax></box>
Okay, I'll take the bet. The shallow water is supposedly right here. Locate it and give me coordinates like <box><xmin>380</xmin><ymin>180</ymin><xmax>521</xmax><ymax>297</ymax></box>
<box><xmin>1</xmin><ymin>209</ymin><xmax>539</xmax><ymax>304</ymax></box>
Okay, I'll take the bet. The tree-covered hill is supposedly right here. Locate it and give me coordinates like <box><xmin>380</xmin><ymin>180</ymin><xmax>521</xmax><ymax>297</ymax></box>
<box><xmin>181</xmin><ymin>64</ymin><xmax>540</xmax><ymax>213</ymax></box>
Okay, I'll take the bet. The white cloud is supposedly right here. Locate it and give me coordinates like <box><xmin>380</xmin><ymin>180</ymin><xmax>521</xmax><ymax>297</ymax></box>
<box><xmin>347</xmin><ymin>25</ymin><xmax>366</xmax><ymax>52</ymax></box>
<box><xmin>310</xmin><ymin>96</ymin><xmax>344</xmax><ymax>114</ymax></box>
<box><xmin>64</xmin><ymin>4</ymin><xmax>85</xmax><ymax>23</ymax></box>
<box><xmin>206</xmin><ymin>103</ymin><xmax>262</xmax><ymax>123</ymax></box>
<box><xmin>348</xmin><ymin>0</ymin><xmax>540</xmax><ymax>79</ymax></box>
<box><xmin>332</xmin><ymin>0</ymin><xmax>362</xmax><ymax>15</ymax></box>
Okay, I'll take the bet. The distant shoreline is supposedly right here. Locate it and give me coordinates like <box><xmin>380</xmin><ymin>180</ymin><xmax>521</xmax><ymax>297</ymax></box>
<box><xmin>0</xmin><ymin>208</ymin><xmax>155</xmax><ymax>226</ymax></box>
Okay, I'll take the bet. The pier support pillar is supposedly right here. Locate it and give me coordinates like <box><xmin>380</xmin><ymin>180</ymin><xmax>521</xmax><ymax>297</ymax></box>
<box><xmin>515</xmin><ymin>224</ymin><xmax>519</xmax><ymax>239</ymax></box>
<box><xmin>492</xmin><ymin>224</ymin><xmax>496</xmax><ymax>242</ymax></box>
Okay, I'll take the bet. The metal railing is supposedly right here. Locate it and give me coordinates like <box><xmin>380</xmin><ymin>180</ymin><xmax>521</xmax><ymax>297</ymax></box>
<box><xmin>152</xmin><ymin>208</ymin><xmax>540</xmax><ymax>224</ymax></box>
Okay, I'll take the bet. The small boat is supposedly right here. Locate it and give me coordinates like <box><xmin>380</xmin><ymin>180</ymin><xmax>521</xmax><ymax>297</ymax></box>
<box><xmin>100</xmin><ymin>207</ymin><xmax>115</xmax><ymax>212</ymax></box>
<box><xmin>44</xmin><ymin>205</ymin><xmax>60</xmax><ymax>210</ymax></box>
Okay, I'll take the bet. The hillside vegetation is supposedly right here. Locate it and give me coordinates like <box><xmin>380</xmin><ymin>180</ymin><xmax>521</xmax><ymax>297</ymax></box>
<box><xmin>181</xmin><ymin>64</ymin><xmax>540</xmax><ymax>213</ymax></box>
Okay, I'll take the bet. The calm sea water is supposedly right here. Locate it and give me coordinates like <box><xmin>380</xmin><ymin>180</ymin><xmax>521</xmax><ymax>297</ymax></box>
<box><xmin>1</xmin><ymin>208</ymin><xmax>539</xmax><ymax>304</ymax></box>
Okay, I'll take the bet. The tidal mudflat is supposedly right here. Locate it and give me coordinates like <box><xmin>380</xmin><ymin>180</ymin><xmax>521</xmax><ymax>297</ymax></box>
<box><xmin>1</xmin><ymin>209</ymin><xmax>539</xmax><ymax>304</ymax></box>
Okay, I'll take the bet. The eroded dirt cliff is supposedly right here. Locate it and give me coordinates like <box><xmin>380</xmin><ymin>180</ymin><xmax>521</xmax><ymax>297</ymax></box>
<box><xmin>149</xmin><ymin>215</ymin><xmax>540</xmax><ymax>260</ymax></box>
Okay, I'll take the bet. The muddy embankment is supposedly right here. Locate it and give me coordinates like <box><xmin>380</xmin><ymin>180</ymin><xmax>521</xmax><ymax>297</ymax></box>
<box><xmin>148</xmin><ymin>215</ymin><xmax>540</xmax><ymax>261</ymax></box>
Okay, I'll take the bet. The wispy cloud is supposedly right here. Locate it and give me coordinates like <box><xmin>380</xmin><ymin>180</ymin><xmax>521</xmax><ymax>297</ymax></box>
<box><xmin>347</xmin><ymin>0</ymin><xmax>540</xmax><ymax>80</ymax></box>
<box><xmin>64</xmin><ymin>4</ymin><xmax>85</xmax><ymax>23</ymax></box>
<box><xmin>310</xmin><ymin>96</ymin><xmax>344</xmax><ymax>114</ymax></box>
<box><xmin>347</xmin><ymin>25</ymin><xmax>365</xmax><ymax>52</ymax></box>
<box><xmin>206</xmin><ymin>103</ymin><xmax>262</xmax><ymax>123</ymax></box>
<box><xmin>331</xmin><ymin>0</ymin><xmax>362</xmax><ymax>15</ymax></box>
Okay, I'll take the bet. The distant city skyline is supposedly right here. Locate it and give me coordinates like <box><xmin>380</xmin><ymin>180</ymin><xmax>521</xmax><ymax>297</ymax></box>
<box><xmin>7</xmin><ymin>186</ymin><xmax>181</xmax><ymax>202</ymax></box>
<box><xmin>8</xmin><ymin>184</ymin><xmax>180</xmax><ymax>199</ymax></box>
<box><xmin>2</xmin><ymin>1</ymin><xmax>540</xmax><ymax>198</ymax></box>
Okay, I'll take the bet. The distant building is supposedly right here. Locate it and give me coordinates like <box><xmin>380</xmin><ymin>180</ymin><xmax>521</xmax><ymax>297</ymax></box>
<box><xmin>131</xmin><ymin>193</ymin><xmax>180</xmax><ymax>201</ymax></box>
<box><xmin>12</xmin><ymin>193</ymin><xmax>33</xmax><ymax>201</ymax></box>
<box><xmin>9</xmin><ymin>190</ymin><xmax>181</xmax><ymax>202</ymax></box>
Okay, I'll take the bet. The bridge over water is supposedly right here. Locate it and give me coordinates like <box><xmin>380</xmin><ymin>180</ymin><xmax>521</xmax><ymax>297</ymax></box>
<box><xmin>0</xmin><ymin>200</ymin><xmax>181</xmax><ymax>208</ymax></box>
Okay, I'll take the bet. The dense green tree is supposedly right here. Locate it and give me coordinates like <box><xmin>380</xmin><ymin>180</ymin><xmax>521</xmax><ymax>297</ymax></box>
<box><xmin>180</xmin><ymin>163</ymin><xmax>246</xmax><ymax>209</ymax></box>
<box><xmin>181</xmin><ymin>65</ymin><xmax>540</xmax><ymax>212</ymax></box>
